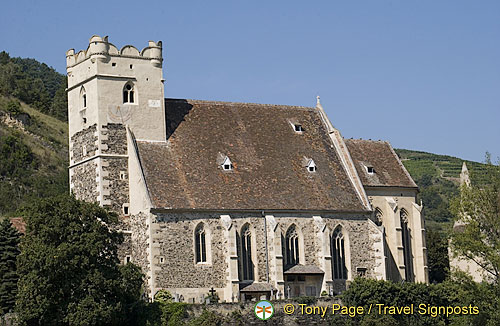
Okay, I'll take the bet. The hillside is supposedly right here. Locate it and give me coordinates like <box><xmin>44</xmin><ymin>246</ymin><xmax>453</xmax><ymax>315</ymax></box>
<box><xmin>0</xmin><ymin>52</ymin><xmax>68</xmax><ymax>216</ymax></box>
<box><xmin>395</xmin><ymin>148</ymin><xmax>490</xmax><ymax>231</ymax></box>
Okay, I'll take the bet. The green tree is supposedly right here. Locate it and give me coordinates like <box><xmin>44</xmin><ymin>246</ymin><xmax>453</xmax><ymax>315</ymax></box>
<box><xmin>0</xmin><ymin>219</ymin><xmax>20</xmax><ymax>314</ymax></box>
<box><xmin>16</xmin><ymin>195</ymin><xmax>144</xmax><ymax>326</ymax></box>
<box><xmin>426</xmin><ymin>228</ymin><xmax>449</xmax><ymax>283</ymax></box>
<box><xmin>450</xmin><ymin>159</ymin><xmax>500</xmax><ymax>283</ymax></box>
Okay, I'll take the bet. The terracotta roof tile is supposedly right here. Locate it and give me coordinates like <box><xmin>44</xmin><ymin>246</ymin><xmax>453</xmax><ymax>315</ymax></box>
<box><xmin>344</xmin><ymin>139</ymin><xmax>417</xmax><ymax>188</ymax></box>
<box><xmin>136</xmin><ymin>99</ymin><xmax>367</xmax><ymax>211</ymax></box>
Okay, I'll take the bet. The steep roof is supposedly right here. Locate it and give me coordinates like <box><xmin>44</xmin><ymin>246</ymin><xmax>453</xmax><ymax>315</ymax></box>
<box><xmin>344</xmin><ymin>139</ymin><xmax>417</xmax><ymax>188</ymax></box>
<box><xmin>135</xmin><ymin>99</ymin><xmax>367</xmax><ymax>212</ymax></box>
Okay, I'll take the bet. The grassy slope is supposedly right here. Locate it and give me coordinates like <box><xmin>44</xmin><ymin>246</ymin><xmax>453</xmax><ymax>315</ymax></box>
<box><xmin>0</xmin><ymin>95</ymin><xmax>68</xmax><ymax>216</ymax></box>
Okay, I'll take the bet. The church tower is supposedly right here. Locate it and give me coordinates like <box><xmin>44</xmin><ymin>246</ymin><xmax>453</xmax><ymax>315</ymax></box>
<box><xmin>66</xmin><ymin>35</ymin><xmax>165</xmax><ymax>212</ymax></box>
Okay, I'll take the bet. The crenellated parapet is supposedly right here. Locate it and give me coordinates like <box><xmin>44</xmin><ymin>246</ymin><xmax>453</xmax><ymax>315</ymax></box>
<box><xmin>66</xmin><ymin>35</ymin><xmax>162</xmax><ymax>68</ymax></box>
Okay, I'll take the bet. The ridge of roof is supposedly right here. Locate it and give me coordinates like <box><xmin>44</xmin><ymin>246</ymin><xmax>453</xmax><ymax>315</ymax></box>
<box><xmin>164</xmin><ymin>98</ymin><xmax>316</xmax><ymax>111</ymax></box>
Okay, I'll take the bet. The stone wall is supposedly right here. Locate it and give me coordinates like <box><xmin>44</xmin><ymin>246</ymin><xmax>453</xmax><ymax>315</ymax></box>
<box><xmin>70</xmin><ymin>123</ymin><xmax>97</xmax><ymax>163</ymax></box>
<box><xmin>101</xmin><ymin>123</ymin><xmax>127</xmax><ymax>155</ymax></box>
<box><xmin>70</xmin><ymin>160</ymin><xmax>97</xmax><ymax>202</ymax></box>
<box><xmin>142</xmin><ymin>211</ymin><xmax>380</xmax><ymax>302</ymax></box>
<box><xmin>153</xmin><ymin>212</ymin><xmax>228</xmax><ymax>289</ymax></box>
<box><xmin>102</xmin><ymin>157</ymin><xmax>129</xmax><ymax>213</ymax></box>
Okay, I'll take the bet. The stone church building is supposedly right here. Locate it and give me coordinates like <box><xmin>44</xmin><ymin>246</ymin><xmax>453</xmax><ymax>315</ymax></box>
<box><xmin>66</xmin><ymin>35</ymin><xmax>428</xmax><ymax>303</ymax></box>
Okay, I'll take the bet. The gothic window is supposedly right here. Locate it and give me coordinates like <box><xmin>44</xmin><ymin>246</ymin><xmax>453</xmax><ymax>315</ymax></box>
<box><xmin>195</xmin><ymin>223</ymin><xmax>207</xmax><ymax>263</ymax></box>
<box><xmin>237</xmin><ymin>224</ymin><xmax>254</xmax><ymax>281</ymax></box>
<box><xmin>284</xmin><ymin>224</ymin><xmax>300</xmax><ymax>267</ymax></box>
<box><xmin>123</xmin><ymin>83</ymin><xmax>135</xmax><ymax>104</ymax></box>
<box><xmin>400</xmin><ymin>209</ymin><xmax>414</xmax><ymax>281</ymax></box>
<box><xmin>331</xmin><ymin>226</ymin><xmax>348</xmax><ymax>280</ymax></box>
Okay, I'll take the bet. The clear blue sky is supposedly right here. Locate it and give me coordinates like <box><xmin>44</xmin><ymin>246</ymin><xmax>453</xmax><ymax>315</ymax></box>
<box><xmin>1</xmin><ymin>0</ymin><xmax>499</xmax><ymax>163</ymax></box>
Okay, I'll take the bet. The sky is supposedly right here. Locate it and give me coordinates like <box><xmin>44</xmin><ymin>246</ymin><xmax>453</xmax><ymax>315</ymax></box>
<box><xmin>1</xmin><ymin>0</ymin><xmax>498</xmax><ymax>163</ymax></box>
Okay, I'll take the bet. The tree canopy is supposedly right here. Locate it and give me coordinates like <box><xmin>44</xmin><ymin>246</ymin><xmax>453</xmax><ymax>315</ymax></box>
<box><xmin>15</xmin><ymin>195</ymin><xmax>144</xmax><ymax>326</ymax></box>
<box><xmin>0</xmin><ymin>218</ymin><xmax>20</xmax><ymax>314</ymax></box>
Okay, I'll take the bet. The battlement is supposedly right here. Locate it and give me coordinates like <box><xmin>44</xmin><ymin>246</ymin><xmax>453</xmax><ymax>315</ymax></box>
<box><xmin>66</xmin><ymin>35</ymin><xmax>162</xmax><ymax>68</ymax></box>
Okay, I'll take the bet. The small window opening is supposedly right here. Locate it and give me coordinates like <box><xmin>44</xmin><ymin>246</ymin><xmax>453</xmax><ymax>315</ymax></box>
<box><xmin>367</xmin><ymin>166</ymin><xmax>375</xmax><ymax>174</ymax></box>
<box><xmin>82</xmin><ymin>117</ymin><xmax>87</xmax><ymax>124</ymax></box>
<box><xmin>357</xmin><ymin>267</ymin><xmax>367</xmax><ymax>277</ymax></box>
<box><xmin>83</xmin><ymin>94</ymin><xmax>87</xmax><ymax>108</ymax></box>
<box><xmin>123</xmin><ymin>204</ymin><xmax>130</xmax><ymax>216</ymax></box>
<box><xmin>111</xmin><ymin>62</ymin><xmax>116</xmax><ymax>67</ymax></box>
<box><xmin>125</xmin><ymin>256</ymin><xmax>131</xmax><ymax>264</ymax></box>
<box><xmin>294</xmin><ymin>124</ymin><xmax>303</xmax><ymax>132</ymax></box>
<box><xmin>120</xmin><ymin>171</ymin><xmax>126</xmax><ymax>180</ymax></box>
<box><xmin>159</xmin><ymin>256</ymin><xmax>165</xmax><ymax>264</ymax></box>
<box><xmin>82</xmin><ymin>145</ymin><xmax>87</xmax><ymax>156</ymax></box>
<box><xmin>129</xmin><ymin>64</ymin><xmax>133</xmax><ymax>69</ymax></box>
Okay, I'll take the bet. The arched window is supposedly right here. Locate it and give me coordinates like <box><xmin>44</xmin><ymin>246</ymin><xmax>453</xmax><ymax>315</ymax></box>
<box><xmin>195</xmin><ymin>223</ymin><xmax>207</xmax><ymax>263</ymax></box>
<box><xmin>123</xmin><ymin>83</ymin><xmax>135</xmax><ymax>104</ymax></box>
<box><xmin>331</xmin><ymin>226</ymin><xmax>348</xmax><ymax>280</ymax></box>
<box><xmin>283</xmin><ymin>225</ymin><xmax>300</xmax><ymax>267</ymax></box>
<box><xmin>400</xmin><ymin>209</ymin><xmax>413</xmax><ymax>281</ymax></box>
<box><xmin>237</xmin><ymin>224</ymin><xmax>254</xmax><ymax>281</ymax></box>
<box><xmin>80</xmin><ymin>86</ymin><xmax>87</xmax><ymax>109</ymax></box>
<box><xmin>375</xmin><ymin>207</ymin><xmax>383</xmax><ymax>226</ymax></box>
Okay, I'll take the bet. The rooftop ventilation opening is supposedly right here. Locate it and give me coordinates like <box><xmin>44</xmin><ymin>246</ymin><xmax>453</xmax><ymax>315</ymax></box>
<box><xmin>307</xmin><ymin>159</ymin><xmax>317</xmax><ymax>172</ymax></box>
<box><xmin>222</xmin><ymin>156</ymin><xmax>233</xmax><ymax>171</ymax></box>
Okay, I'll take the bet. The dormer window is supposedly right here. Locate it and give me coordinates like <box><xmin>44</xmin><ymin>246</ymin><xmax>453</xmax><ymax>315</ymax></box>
<box><xmin>221</xmin><ymin>156</ymin><xmax>233</xmax><ymax>171</ymax></box>
<box><xmin>123</xmin><ymin>83</ymin><xmax>135</xmax><ymax>104</ymax></box>
<box><xmin>366</xmin><ymin>166</ymin><xmax>375</xmax><ymax>174</ymax></box>
<box><xmin>307</xmin><ymin>159</ymin><xmax>317</xmax><ymax>172</ymax></box>
<box><xmin>294</xmin><ymin>124</ymin><xmax>303</xmax><ymax>132</ymax></box>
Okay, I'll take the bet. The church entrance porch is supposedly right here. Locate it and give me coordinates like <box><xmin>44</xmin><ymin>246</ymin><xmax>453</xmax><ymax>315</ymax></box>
<box><xmin>283</xmin><ymin>265</ymin><xmax>324</xmax><ymax>298</ymax></box>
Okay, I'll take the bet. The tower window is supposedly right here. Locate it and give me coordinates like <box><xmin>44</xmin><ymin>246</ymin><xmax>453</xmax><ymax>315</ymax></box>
<box><xmin>112</xmin><ymin>62</ymin><xmax>116</xmax><ymax>67</ymax></box>
<box><xmin>123</xmin><ymin>83</ymin><xmax>135</xmax><ymax>104</ymax></box>
<box><xmin>129</xmin><ymin>64</ymin><xmax>133</xmax><ymax>69</ymax></box>
<box><xmin>120</xmin><ymin>171</ymin><xmax>126</xmax><ymax>180</ymax></box>
<box><xmin>122</xmin><ymin>204</ymin><xmax>130</xmax><ymax>216</ymax></box>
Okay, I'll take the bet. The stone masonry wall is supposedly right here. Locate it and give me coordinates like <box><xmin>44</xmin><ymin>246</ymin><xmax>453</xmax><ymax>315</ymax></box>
<box><xmin>154</xmin><ymin>212</ymin><xmax>228</xmax><ymax>289</ymax></box>
<box><xmin>101</xmin><ymin>123</ymin><xmax>127</xmax><ymax>154</ymax></box>
<box><xmin>101</xmin><ymin>157</ymin><xmax>129</xmax><ymax>213</ymax></box>
<box><xmin>70</xmin><ymin>160</ymin><xmax>98</xmax><ymax>202</ymax></box>
<box><xmin>70</xmin><ymin>123</ymin><xmax>97</xmax><ymax>163</ymax></box>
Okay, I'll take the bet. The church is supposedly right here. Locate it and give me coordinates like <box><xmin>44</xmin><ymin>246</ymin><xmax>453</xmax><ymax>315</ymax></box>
<box><xmin>66</xmin><ymin>35</ymin><xmax>428</xmax><ymax>303</ymax></box>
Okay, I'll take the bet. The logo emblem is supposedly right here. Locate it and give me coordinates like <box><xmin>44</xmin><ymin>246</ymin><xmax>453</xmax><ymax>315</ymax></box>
<box><xmin>254</xmin><ymin>300</ymin><xmax>274</xmax><ymax>320</ymax></box>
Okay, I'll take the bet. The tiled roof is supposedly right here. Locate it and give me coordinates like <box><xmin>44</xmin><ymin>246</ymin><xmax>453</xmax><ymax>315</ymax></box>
<box><xmin>344</xmin><ymin>139</ymin><xmax>417</xmax><ymax>188</ymax></box>
<box><xmin>136</xmin><ymin>99</ymin><xmax>367</xmax><ymax>211</ymax></box>
<box><xmin>284</xmin><ymin>264</ymin><xmax>325</xmax><ymax>274</ymax></box>
<box><xmin>240</xmin><ymin>282</ymin><xmax>276</xmax><ymax>292</ymax></box>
